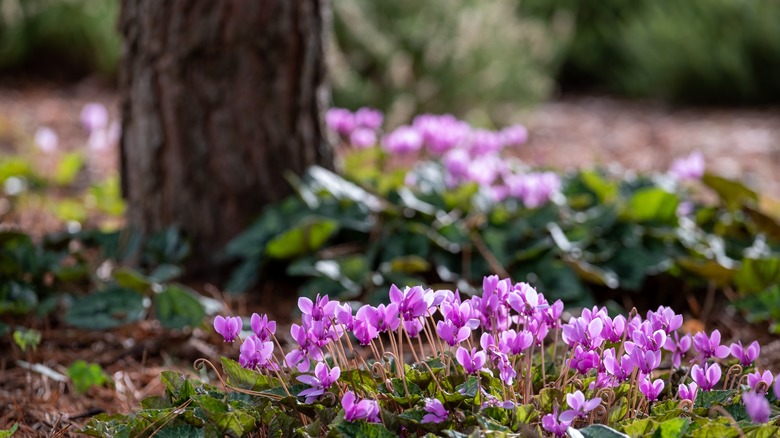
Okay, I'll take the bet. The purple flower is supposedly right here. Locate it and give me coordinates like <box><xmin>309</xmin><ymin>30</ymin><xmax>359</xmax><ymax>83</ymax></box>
<box><xmin>360</xmin><ymin>303</ymin><xmax>400</xmax><ymax>333</ymax></box>
<box><xmin>81</xmin><ymin>103</ymin><xmax>109</xmax><ymax>133</ymax></box>
<box><xmin>569</xmin><ymin>346</ymin><xmax>600</xmax><ymax>374</ymax></box>
<box><xmin>639</xmin><ymin>376</ymin><xmax>665</xmax><ymax>401</ymax></box>
<box><xmin>436</xmin><ymin>319</ymin><xmax>471</xmax><ymax>347</ymax></box>
<box><xmin>500</xmin><ymin>329</ymin><xmax>533</xmax><ymax>355</ymax></box>
<box><xmin>413</xmin><ymin>114</ymin><xmax>470</xmax><ymax>155</ymax></box>
<box><xmin>354</xmin><ymin>107</ymin><xmax>383</xmax><ymax>130</ymax></box>
<box><xmin>297</xmin><ymin>362</ymin><xmax>341</xmax><ymax>404</ymax></box>
<box><xmin>298</xmin><ymin>294</ymin><xmax>336</xmax><ymax>324</ymax></box>
<box><xmin>776</xmin><ymin>375</ymin><xmax>780</xmax><ymax>399</ymax></box>
<box><xmin>669</xmin><ymin>151</ymin><xmax>705</xmax><ymax>181</ymax></box>
<box><xmin>559</xmin><ymin>390</ymin><xmax>601</xmax><ymax>422</ymax></box>
<box><xmin>601</xmin><ymin>314</ymin><xmax>626</xmax><ymax>343</ymax></box>
<box><xmin>501</xmin><ymin>124</ymin><xmax>528</xmax><ymax>147</ymax></box>
<box><xmin>455</xmin><ymin>347</ymin><xmax>487</xmax><ymax>375</ymax></box>
<box><xmin>326</xmin><ymin>108</ymin><xmax>356</xmax><ymax>136</ymax></box>
<box><xmin>239</xmin><ymin>335</ymin><xmax>275</xmax><ymax>370</ymax></box>
<box><xmin>213</xmin><ymin>316</ymin><xmax>242</xmax><ymax>342</ymax></box>
<box><xmin>603</xmin><ymin>349</ymin><xmax>635</xmax><ymax>382</ymax></box>
<box><xmin>468</xmin><ymin>129</ymin><xmax>504</xmax><ymax>155</ymax></box>
<box><xmin>730</xmin><ymin>340</ymin><xmax>760</xmax><ymax>367</ymax></box>
<box><xmin>663</xmin><ymin>332</ymin><xmax>692</xmax><ymax>368</ymax></box>
<box><xmin>443</xmin><ymin>149</ymin><xmax>471</xmax><ymax>183</ymax></box>
<box><xmin>342</xmin><ymin>390</ymin><xmax>380</xmax><ymax>423</ymax></box>
<box><xmin>691</xmin><ymin>362</ymin><xmax>722</xmax><ymax>391</ymax></box>
<box><xmin>506</xmin><ymin>282</ymin><xmax>541</xmax><ymax>317</ymax></box>
<box><xmin>561</xmin><ymin>315</ymin><xmax>604</xmax><ymax>349</ymax></box>
<box><xmin>629</xmin><ymin>347</ymin><xmax>662</xmax><ymax>375</ymax></box>
<box><xmin>505</xmin><ymin>171</ymin><xmax>560</xmax><ymax>208</ymax></box>
<box><xmin>678</xmin><ymin>382</ymin><xmax>698</xmax><ymax>402</ymax></box>
<box><xmin>285</xmin><ymin>323</ymin><xmax>324</xmax><ymax>372</ymax></box>
<box><xmin>692</xmin><ymin>330</ymin><xmax>730</xmax><ymax>362</ymax></box>
<box><xmin>389</xmin><ymin>285</ymin><xmax>431</xmax><ymax>320</ymax></box>
<box><xmin>349</xmin><ymin>128</ymin><xmax>377</xmax><ymax>149</ymax></box>
<box><xmin>382</xmin><ymin>125</ymin><xmax>423</xmax><ymax>154</ymax></box>
<box><xmin>351</xmin><ymin>318</ymin><xmax>378</xmax><ymax>346</ymax></box>
<box><xmin>34</xmin><ymin>127</ymin><xmax>58</xmax><ymax>153</ymax></box>
<box><xmin>742</xmin><ymin>391</ymin><xmax>770</xmax><ymax>424</ymax></box>
<box><xmin>648</xmin><ymin>306</ymin><xmax>684</xmax><ymax>334</ymax></box>
<box><xmin>421</xmin><ymin>398</ymin><xmax>448</xmax><ymax>424</ymax></box>
<box><xmin>542</xmin><ymin>407</ymin><xmax>571</xmax><ymax>437</ymax></box>
<box><xmin>250</xmin><ymin>313</ymin><xmax>276</xmax><ymax>342</ymax></box>
<box><xmin>747</xmin><ymin>370</ymin><xmax>773</xmax><ymax>394</ymax></box>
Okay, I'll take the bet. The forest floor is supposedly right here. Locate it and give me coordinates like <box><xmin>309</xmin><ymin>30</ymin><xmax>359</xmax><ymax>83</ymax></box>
<box><xmin>1</xmin><ymin>81</ymin><xmax>780</xmax><ymax>435</ymax></box>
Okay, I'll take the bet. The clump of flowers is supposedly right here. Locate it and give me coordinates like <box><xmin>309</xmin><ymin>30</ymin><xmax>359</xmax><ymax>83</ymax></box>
<box><xmin>204</xmin><ymin>275</ymin><xmax>779</xmax><ymax>435</ymax></box>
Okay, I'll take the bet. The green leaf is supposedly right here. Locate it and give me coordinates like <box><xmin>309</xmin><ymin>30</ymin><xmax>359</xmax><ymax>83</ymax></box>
<box><xmin>537</xmin><ymin>388</ymin><xmax>564</xmax><ymax>413</ymax></box>
<box><xmin>149</xmin><ymin>264</ymin><xmax>182</xmax><ymax>283</ymax></box>
<box><xmin>382</xmin><ymin>255</ymin><xmax>431</xmax><ymax>275</ymax></box>
<box><xmin>652</xmin><ymin>417</ymin><xmax>691</xmax><ymax>438</ymax></box>
<box><xmin>702</xmin><ymin>173</ymin><xmax>758</xmax><ymax>209</ymax></box>
<box><xmin>694</xmin><ymin>389</ymin><xmax>734</xmax><ymax>409</ymax></box>
<box><xmin>220</xmin><ymin>357</ymin><xmax>279</xmax><ymax>391</ymax></box>
<box><xmin>735</xmin><ymin>257</ymin><xmax>780</xmax><ymax>294</ymax></box>
<box><xmin>67</xmin><ymin>360</ymin><xmax>110</xmax><ymax>394</ymax></box>
<box><xmin>153</xmin><ymin>424</ymin><xmax>204</xmax><ymax>438</ymax></box>
<box><xmin>574</xmin><ymin>424</ymin><xmax>631</xmax><ymax>438</ymax></box>
<box><xmin>0</xmin><ymin>423</ymin><xmax>18</xmax><ymax>437</ymax></box>
<box><xmin>677</xmin><ymin>258</ymin><xmax>735</xmax><ymax>286</ymax></box>
<box><xmin>513</xmin><ymin>404</ymin><xmax>538</xmax><ymax>425</ymax></box>
<box><xmin>620</xmin><ymin>418</ymin><xmax>654</xmax><ymax>437</ymax></box>
<box><xmin>330</xmin><ymin>420</ymin><xmax>396</xmax><ymax>438</ymax></box>
<box><xmin>193</xmin><ymin>395</ymin><xmax>256</xmax><ymax>436</ymax></box>
<box><xmin>455</xmin><ymin>376</ymin><xmax>479</xmax><ymax>398</ymax></box>
<box><xmin>54</xmin><ymin>151</ymin><xmax>84</xmax><ymax>186</ymax></box>
<box><xmin>689</xmin><ymin>420</ymin><xmax>740</xmax><ymax>438</ymax></box>
<box><xmin>64</xmin><ymin>287</ymin><xmax>146</xmax><ymax>330</ymax></box>
<box><xmin>627</xmin><ymin>187</ymin><xmax>679</xmax><ymax>224</ymax></box>
<box><xmin>565</xmin><ymin>256</ymin><xmax>619</xmax><ymax>289</ymax></box>
<box><xmin>265</xmin><ymin>218</ymin><xmax>339</xmax><ymax>259</ymax></box>
<box><xmin>12</xmin><ymin>328</ymin><xmax>41</xmax><ymax>352</ymax></box>
<box><xmin>153</xmin><ymin>285</ymin><xmax>205</xmax><ymax>329</ymax></box>
<box><xmin>113</xmin><ymin>267</ymin><xmax>152</xmax><ymax>293</ymax></box>
<box><xmin>580</xmin><ymin>170</ymin><xmax>619</xmax><ymax>203</ymax></box>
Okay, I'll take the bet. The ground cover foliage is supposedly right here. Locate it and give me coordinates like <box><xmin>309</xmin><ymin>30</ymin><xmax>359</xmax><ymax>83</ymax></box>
<box><xmin>226</xmin><ymin>110</ymin><xmax>780</xmax><ymax>334</ymax></box>
<box><xmin>84</xmin><ymin>276</ymin><xmax>780</xmax><ymax>436</ymax></box>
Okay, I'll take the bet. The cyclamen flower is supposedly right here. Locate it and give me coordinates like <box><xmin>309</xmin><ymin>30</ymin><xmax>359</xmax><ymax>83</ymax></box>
<box><xmin>421</xmin><ymin>398</ymin><xmax>448</xmax><ymax>424</ymax></box>
<box><xmin>297</xmin><ymin>362</ymin><xmax>340</xmax><ymax>404</ymax></box>
<box><xmin>561</xmin><ymin>316</ymin><xmax>604</xmax><ymax>350</ymax></box>
<box><xmin>629</xmin><ymin>347</ymin><xmax>662</xmax><ymax>375</ymax></box>
<box><xmin>354</xmin><ymin>107</ymin><xmax>383</xmax><ymax>130</ymax></box>
<box><xmin>468</xmin><ymin>129</ymin><xmax>504</xmax><ymax>155</ymax></box>
<box><xmin>569</xmin><ymin>346</ymin><xmax>600</xmax><ymax>374</ymax></box>
<box><xmin>505</xmin><ymin>171</ymin><xmax>560</xmax><ymax>208</ymax></box>
<box><xmin>326</xmin><ymin>108</ymin><xmax>356</xmax><ymax>136</ymax></box>
<box><xmin>382</xmin><ymin>125</ymin><xmax>423</xmax><ymax>154</ymax></box>
<box><xmin>285</xmin><ymin>323</ymin><xmax>324</xmax><ymax>372</ymax></box>
<box><xmin>639</xmin><ymin>376</ymin><xmax>665</xmax><ymax>402</ymax></box>
<box><xmin>692</xmin><ymin>330</ymin><xmax>729</xmax><ymax>362</ymax></box>
<box><xmin>389</xmin><ymin>285</ymin><xmax>431</xmax><ymax>320</ymax></box>
<box><xmin>678</xmin><ymin>382</ymin><xmax>698</xmax><ymax>402</ymax></box>
<box><xmin>501</xmin><ymin>124</ymin><xmax>528</xmax><ymax>147</ymax></box>
<box><xmin>213</xmin><ymin>316</ymin><xmax>242</xmax><ymax>342</ymax></box>
<box><xmin>436</xmin><ymin>319</ymin><xmax>471</xmax><ymax>347</ymax></box>
<box><xmin>342</xmin><ymin>390</ymin><xmax>380</xmax><ymax>423</ymax></box>
<box><xmin>669</xmin><ymin>151</ymin><xmax>705</xmax><ymax>181</ymax></box>
<box><xmin>250</xmin><ymin>313</ymin><xmax>276</xmax><ymax>341</ymax></box>
<box><xmin>603</xmin><ymin>349</ymin><xmax>634</xmax><ymax>382</ymax></box>
<box><xmin>361</xmin><ymin>303</ymin><xmax>400</xmax><ymax>333</ymax></box>
<box><xmin>34</xmin><ymin>127</ymin><xmax>58</xmax><ymax>152</ymax></box>
<box><xmin>730</xmin><ymin>340</ymin><xmax>760</xmax><ymax>367</ymax></box>
<box><xmin>559</xmin><ymin>390</ymin><xmax>602</xmax><ymax>422</ymax></box>
<box><xmin>663</xmin><ymin>332</ymin><xmax>692</xmax><ymax>368</ymax></box>
<box><xmin>81</xmin><ymin>103</ymin><xmax>109</xmax><ymax>133</ymax></box>
<box><xmin>542</xmin><ymin>407</ymin><xmax>571</xmax><ymax>437</ymax></box>
<box><xmin>500</xmin><ymin>329</ymin><xmax>533</xmax><ymax>355</ymax></box>
<box><xmin>455</xmin><ymin>347</ymin><xmax>487</xmax><ymax>375</ymax></box>
<box><xmin>776</xmin><ymin>375</ymin><xmax>780</xmax><ymax>399</ymax></box>
<box><xmin>413</xmin><ymin>114</ymin><xmax>470</xmax><ymax>155</ymax></box>
<box><xmin>298</xmin><ymin>294</ymin><xmax>336</xmax><ymax>324</ymax></box>
<box><xmin>647</xmin><ymin>306</ymin><xmax>683</xmax><ymax>334</ymax></box>
<box><xmin>600</xmin><ymin>314</ymin><xmax>626</xmax><ymax>343</ymax></box>
<box><xmin>691</xmin><ymin>362</ymin><xmax>722</xmax><ymax>391</ymax></box>
<box><xmin>747</xmin><ymin>370</ymin><xmax>773</xmax><ymax>394</ymax></box>
<box><xmin>239</xmin><ymin>335</ymin><xmax>275</xmax><ymax>370</ymax></box>
<box><xmin>506</xmin><ymin>282</ymin><xmax>541</xmax><ymax>317</ymax></box>
<box><xmin>349</xmin><ymin>128</ymin><xmax>377</xmax><ymax>149</ymax></box>
<box><xmin>742</xmin><ymin>391</ymin><xmax>770</xmax><ymax>424</ymax></box>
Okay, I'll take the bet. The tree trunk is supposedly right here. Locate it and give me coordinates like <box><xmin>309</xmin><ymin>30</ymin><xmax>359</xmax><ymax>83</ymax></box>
<box><xmin>119</xmin><ymin>0</ymin><xmax>333</xmax><ymax>272</ymax></box>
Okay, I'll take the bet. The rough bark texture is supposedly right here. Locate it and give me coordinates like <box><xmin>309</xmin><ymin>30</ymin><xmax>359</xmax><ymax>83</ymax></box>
<box><xmin>119</xmin><ymin>0</ymin><xmax>333</xmax><ymax>271</ymax></box>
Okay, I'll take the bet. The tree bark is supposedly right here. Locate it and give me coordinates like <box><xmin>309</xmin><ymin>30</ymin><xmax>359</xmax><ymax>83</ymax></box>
<box><xmin>119</xmin><ymin>0</ymin><xmax>333</xmax><ymax>272</ymax></box>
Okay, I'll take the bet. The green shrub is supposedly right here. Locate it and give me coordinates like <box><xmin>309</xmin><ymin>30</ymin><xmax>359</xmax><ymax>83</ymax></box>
<box><xmin>520</xmin><ymin>0</ymin><xmax>780</xmax><ymax>104</ymax></box>
<box><xmin>0</xmin><ymin>0</ymin><xmax>121</xmax><ymax>76</ymax></box>
<box><xmin>331</xmin><ymin>0</ymin><xmax>568</xmax><ymax>124</ymax></box>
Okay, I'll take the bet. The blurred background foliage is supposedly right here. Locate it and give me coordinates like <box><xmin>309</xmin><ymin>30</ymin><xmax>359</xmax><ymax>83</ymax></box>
<box><xmin>3</xmin><ymin>0</ymin><xmax>780</xmax><ymax>106</ymax></box>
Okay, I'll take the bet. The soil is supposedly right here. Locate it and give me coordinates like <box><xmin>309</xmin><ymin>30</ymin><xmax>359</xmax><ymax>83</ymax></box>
<box><xmin>1</xmin><ymin>81</ymin><xmax>779</xmax><ymax>436</ymax></box>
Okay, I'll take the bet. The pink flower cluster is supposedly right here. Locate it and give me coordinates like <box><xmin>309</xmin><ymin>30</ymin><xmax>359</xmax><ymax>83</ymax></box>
<box><xmin>212</xmin><ymin>274</ymin><xmax>778</xmax><ymax>427</ymax></box>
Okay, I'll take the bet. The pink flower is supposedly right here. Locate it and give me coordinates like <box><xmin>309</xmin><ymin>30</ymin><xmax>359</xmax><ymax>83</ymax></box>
<box><xmin>559</xmin><ymin>390</ymin><xmax>601</xmax><ymax>422</ymax></box>
<box><xmin>730</xmin><ymin>340</ymin><xmax>760</xmax><ymax>367</ymax></box>
<box><xmin>213</xmin><ymin>315</ymin><xmax>242</xmax><ymax>342</ymax></box>
<box><xmin>349</xmin><ymin>128</ymin><xmax>377</xmax><ymax>149</ymax></box>
<box><xmin>354</xmin><ymin>107</ymin><xmax>383</xmax><ymax>130</ymax></box>
<box><xmin>239</xmin><ymin>335</ymin><xmax>275</xmax><ymax>370</ymax></box>
<box><xmin>80</xmin><ymin>103</ymin><xmax>109</xmax><ymax>133</ymax></box>
<box><xmin>421</xmin><ymin>398</ymin><xmax>448</xmax><ymax>424</ymax></box>
<box><xmin>34</xmin><ymin>127</ymin><xmax>58</xmax><ymax>153</ymax></box>
<box><xmin>678</xmin><ymin>382</ymin><xmax>698</xmax><ymax>402</ymax></box>
<box><xmin>742</xmin><ymin>391</ymin><xmax>770</xmax><ymax>424</ymax></box>
<box><xmin>250</xmin><ymin>313</ymin><xmax>276</xmax><ymax>342</ymax></box>
<box><xmin>663</xmin><ymin>332</ymin><xmax>691</xmax><ymax>368</ymax></box>
<box><xmin>436</xmin><ymin>319</ymin><xmax>471</xmax><ymax>347</ymax></box>
<box><xmin>326</xmin><ymin>108</ymin><xmax>356</xmax><ymax>136</ymax></box>
<box><xmin>341</xmin><ymin>390</ymin><xmax>380</xmax><ymax>423</ymax></box>
<box><xmin>691</xmin><ymin>362</ymin><xmax>721</xmax><ymax>391</ymax></box>
<box><xmin>297</xmin><ymin>362</ymin><xmax>340</xmax><ymax>404</ymax></box>
<box><xmin>747</xmin><ymin>370</ymin><xmax>773</xmax><ymax>394</ymax></box>
<box><xmin>500</xmin><ymin>124</ymin><xmax>528</xmax><ymax>147</ymax></box>
<box><xmin>669</xmin><ymin>151</ymin><xmax>705</xmax><ymax>181</ymax></box>
<box><xmin>455</xmin><ymin>346</ymin><xmax>486</xmax><ymax>375</ymax></box>
<box><xmin>542</xmin><ymin>407</ymin><xmax>571</xmax><ymax>437</ymax></box>
<box><xmin>692</xmin><ymin>330</ymin><xmax>729</xmax><ymax>362</ymax></box>
<box><xmin>382</xmin><ymin>126</ymin><xmax>423</xmax><ymax>154</ymax></box>
<box><xmin>639</xmin><ymin>376</ymin><xmax>665</xmax><ymax>401</ymax></box>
